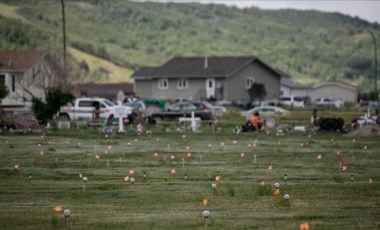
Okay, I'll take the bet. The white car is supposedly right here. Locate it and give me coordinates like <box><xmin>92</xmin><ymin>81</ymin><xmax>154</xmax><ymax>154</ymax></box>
<box><xmin>202</xmin><ymin>101</ymin><xmax>227</xmax><ymax>116</ymax></box>
<box><xmin>315</xmin><ymin>98</ymin><xmax>344</xmax><ymax>109</ymax></box>
<box><xmin>280</xmin><ymin>95</ymin><xmax>304</xmax><ymax>108</ymax></box>
<box><xmin>243</xmin><ymin>106</ymin><xmax>290</xmax><ymax>121</ymax></box>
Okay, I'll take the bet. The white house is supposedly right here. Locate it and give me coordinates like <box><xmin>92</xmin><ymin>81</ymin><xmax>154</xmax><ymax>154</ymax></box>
<box><xmin>310</xmin><ymin>81</ymin><xmax>358</xmax><ymax>103</ymax></box>
<box><xmin>0</xmin><ymin>50</ymin><xmax>64</xmax><ymax>107</ymax></box>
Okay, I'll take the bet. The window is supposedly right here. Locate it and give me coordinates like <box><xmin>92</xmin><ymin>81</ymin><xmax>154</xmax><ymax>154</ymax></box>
<box><xmin>12</xmin><ymin>75</ymin><xmax>15</xmax><ymax>92</ymax></box>
<box><xmin>78</xmin><ymin>101</ymin><xmax>94</xmax><ymax>108</ymax></box>
<box><xmin>158</xmin><ymin>79</ymin><xmax>168</xmax><ymax>89</ymax></box>
<box><xmin>280</xmin><ymin>96</ymin><xmax>291</xmax><ymax>101</ymax></box>
<box><xmin>177</xmin><ymin>78</ymin><xmax>188</xmax><ymax>89</ymax></box>
<box><xmin>294</xmin><ymin>96</ymin><xmax>303</xmax><ymax>102</ymax></box>
<box><xmin>0</xmin><ymin>75</ymin><xmax>5</xmax><ymax>88</ymax></box>
<box><xmin>245</xmin><ymin>77</ymin><xmax>255</xmax><ymax>89</ymax></box>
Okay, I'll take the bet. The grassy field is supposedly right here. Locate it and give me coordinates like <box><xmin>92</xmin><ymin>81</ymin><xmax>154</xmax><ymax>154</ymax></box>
<box><xmin>0</xmin><ymin>123</ymin><xmax>379</xmax><ymax>229</ymax></box>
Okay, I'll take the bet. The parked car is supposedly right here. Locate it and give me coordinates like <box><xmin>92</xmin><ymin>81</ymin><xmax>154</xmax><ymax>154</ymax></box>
<box><xmin>233</xmin><ymin>100</ymin><xmax>251</xmax><ymax>108</ymax></box>
<box><xmin>124</xmin><ymin>100</ymin><xmax>146</xmax><ymax>113</ymax></box>
<box><xmin>315</xmin><ymin>98</ymin><xmax>343</xmax><ymax>109</ymax></box>
<box><xmin>243</xmin><ymin>106</ymin><xmax>290</xmax><ymax>121</ymax></box>
<box><xmin>215</xmin><ymin>100</ymin><xmax>232</xmax><ymax>106</ymax></box>
<box><xmin>279</xmin><ymin>95</ymin><xmax>304</xmax><ymax>108</ymax></box>
<box><xmin>358</xmin><ymin>101</ymin><xmax>380</xmax><ymax>112</ymax></box>
<box><xmin>146</xmin><ymin>101</ymin><xmax>214</xmax><ymax>123</ymax></box>
<box><xmin>251</xmin><ymin>99</ymin><xmax>279</xmax><ymax>107</ymax></box>
<box><xmin>202</xmin><ymin>101</ymin><xmax>227</xmax><ymax>117</ymax></box>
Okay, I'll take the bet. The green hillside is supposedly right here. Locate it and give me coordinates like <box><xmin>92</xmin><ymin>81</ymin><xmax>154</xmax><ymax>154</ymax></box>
<box><xmin>0</xmin><ymin>0</ymin><xmax>379</xmax><ymax>90</ymax></box>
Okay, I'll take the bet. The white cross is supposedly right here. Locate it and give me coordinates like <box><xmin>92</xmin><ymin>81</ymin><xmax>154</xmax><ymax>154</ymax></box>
<box><xmin>179</xmin><ymin>112</ymin><xmax>201</xmax><ymax>132</ymax></box>
<box><xmin>114</xmin><ymin>102</ymin><xmax>131</xmax><ymax>132</ymax></box>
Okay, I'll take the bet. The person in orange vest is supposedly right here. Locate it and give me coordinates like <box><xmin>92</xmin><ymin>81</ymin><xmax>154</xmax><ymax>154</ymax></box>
<box><xmin>250</xmin><ymin>112</ymin><xmax>262</xmax><ymax>131</ymax></box>
<box><xmin>234</xmin><ymin>112</ymin><xmax>263</xmax><ymax>133</ymax></box>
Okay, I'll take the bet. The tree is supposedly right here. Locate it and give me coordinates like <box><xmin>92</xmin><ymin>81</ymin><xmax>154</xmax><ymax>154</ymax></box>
<box><xmin>32</xmin><ymin>87</ymin><xmax>74</xmax><ymax>124</ymax></box>
<box><xmin>247</xmin><ymin>83</ymin><xmax>267</xmax><ymax>101</ymax></box>
<box><xmin>14</xmin><ymin>54</ymin><xmax>65</xmax><ymax>102</ymax></box>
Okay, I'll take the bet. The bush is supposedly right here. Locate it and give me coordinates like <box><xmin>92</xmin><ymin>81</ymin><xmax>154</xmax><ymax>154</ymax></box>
<box><xmin>32</xmin><ymin>87</ymin><xmax>74</xmax><ymax>124</ymax></box>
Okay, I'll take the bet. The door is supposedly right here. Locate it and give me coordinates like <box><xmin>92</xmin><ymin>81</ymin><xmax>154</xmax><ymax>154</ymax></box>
<box><xmin>206</xmin><ymin>78</ymin><xmax>215</xmax><ymax>99</ymax></box>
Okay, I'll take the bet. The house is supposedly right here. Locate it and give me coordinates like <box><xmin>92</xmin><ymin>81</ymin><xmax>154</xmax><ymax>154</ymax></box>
<box><xmin>131</xmin><ymin>56</ymin><xmax>282</xmax><ymax>103</ymax></box>
<box><xmin>0</xmin><ymin>50</ymin><xmax>64</xmax><ymax>106</ymax></box>
<box><xmin>72</xmin><ymin>83</ymin><xmax>134</xmax><ymax>102</ymax></box>
<box><xmin>309</xmin><ymin>81</ymin><xmax>358</xmax><ymax>103</ymax></box>
<box><xmin>281</xmin><ymin>77</ymin><xmax>310</xmax><ymax>98</ymax></box>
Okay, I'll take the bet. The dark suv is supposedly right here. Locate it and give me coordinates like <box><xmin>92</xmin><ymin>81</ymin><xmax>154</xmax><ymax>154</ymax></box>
<box><xmin>146</xmin><ymin>101</ymin><xmax>213</xmax><ymax>123</ymax></box>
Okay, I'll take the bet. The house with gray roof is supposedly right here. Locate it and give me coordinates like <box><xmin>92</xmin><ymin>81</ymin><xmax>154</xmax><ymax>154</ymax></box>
<box><xmin>281</xmin><ymin>77</ymin><xmax>310</xmax><ymax>98</ymax></box>
<box><xmin>131</xmin><ymin>56</ymin><xmax>282</xmax><ymax>103</ymax></box>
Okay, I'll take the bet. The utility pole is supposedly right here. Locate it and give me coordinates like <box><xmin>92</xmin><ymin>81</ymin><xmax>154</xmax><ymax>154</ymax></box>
<box><xmin>60</xmin><ymin>0</ymin><xmax>67</xmax><ymax>82</ymax></box>
<box><xmin>368</xmin><ymin>30</ymin><xmax>378</xmax><ymax>101</ymax></box>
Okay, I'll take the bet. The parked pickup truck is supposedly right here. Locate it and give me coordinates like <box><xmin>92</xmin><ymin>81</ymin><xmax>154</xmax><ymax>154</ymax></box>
<box><xmin>58</xmin><ymin>97</ymin><xmax>133</xmax><ymax>124</ymax></box>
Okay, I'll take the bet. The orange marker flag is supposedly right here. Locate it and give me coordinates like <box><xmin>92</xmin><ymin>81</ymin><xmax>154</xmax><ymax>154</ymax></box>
<box><xmin>299</xmin><ymin>222</ymin><xmax>310</xmax><ymax>230</ymax></box>
<box><xmin>54</xmin><ymin>205</ymin><xmax>63</xmax><ymax>212</ymax></box>
<box><xmin>203</xmin><ymin>199</ymin><xmax>208</xmax><ymax>206</ymax></box>
<box><xmin>273</xmin><ymin>188</ymin><xmax>281</xmax><ymax>196</ymax></box>
<box><xmin>215</xmin><ymin>176</ymin><xmax>221</xmax><ymax>182</ymax></box>
<box><xmin>124</xmin><ymin>176</ymin><xmax>129</xmax><ymax>182</ymax></box>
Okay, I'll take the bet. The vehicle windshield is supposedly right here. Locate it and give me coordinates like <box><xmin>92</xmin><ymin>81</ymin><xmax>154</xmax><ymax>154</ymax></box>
<box><xmin>103</xmin><ymin>99</ymin><xmax>115</xmax><ymax>107</ymax></box>
<box><xmin>280</xmin><ymin>97</ymin><xmax>291</xmax><ymax>101</ymax></box>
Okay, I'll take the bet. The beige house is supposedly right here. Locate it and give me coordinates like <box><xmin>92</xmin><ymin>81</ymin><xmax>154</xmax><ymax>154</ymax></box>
<box><xmin>310</xmin><ymin>81</ymin><xmax>358</xmax><ymax>103</ymax></box>
<box><xmin>0</xmin><ymin>50</ymin><xmax>64</xmax><ymax>107</ymax></box>
<box><xmin>132</xmin><ymin>56</ymin><xmax>282</xmax><ymax>103</ymax></box>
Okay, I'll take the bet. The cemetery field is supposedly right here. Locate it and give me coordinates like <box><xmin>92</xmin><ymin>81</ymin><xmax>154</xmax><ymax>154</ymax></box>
<box><xmin>0</xmin><ymin>127</ymin><xmax>379</xmax><ymax>229</ymax></box>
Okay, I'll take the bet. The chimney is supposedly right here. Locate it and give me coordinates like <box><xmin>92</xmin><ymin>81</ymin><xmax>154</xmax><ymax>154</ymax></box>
<box><xmin>204</xmin><ymin>56</ymin><xmax>208</xmax><ymax>69</ymax></box>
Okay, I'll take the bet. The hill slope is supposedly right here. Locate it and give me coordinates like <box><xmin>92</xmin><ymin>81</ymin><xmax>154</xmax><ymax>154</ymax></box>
<box><xmin>0</xmin><ymin>0</ymin><xmax>379</xmax><ymax>90</ymax></box>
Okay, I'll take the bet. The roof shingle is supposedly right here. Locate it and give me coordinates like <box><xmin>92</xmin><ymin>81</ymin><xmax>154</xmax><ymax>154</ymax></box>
<box><xmin>132</xmin><ymin>56</ymin><xmax>281</xmax><ymax>79</ymax></box>
<box><xmin>0</xmin><ymin>51</ymin><xmax>47</xmax><ymax>71</ymax></box>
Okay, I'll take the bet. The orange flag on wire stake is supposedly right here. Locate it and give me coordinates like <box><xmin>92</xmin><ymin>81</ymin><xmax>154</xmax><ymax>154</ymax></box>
<box><xmin>203</xmin><ymin>199</ymin><xmax>208</xmax><ymax>206</ymax></box>
<box><xmin>299</xmin><ymin>222</ymin><xmax>310</xmax><ymax>230</ymax></box>
<box><xmin>54</xmin><ymin>205</ymin><xmax>63</xmax><ymax>212</ymax></box>
<box><xmin>273</xmin><ymin>188</ymin><xmax>281</xmax><ymax>196</ymax></box>
<box><xmin>215</xmin><ymin>176</ymin><xmax>221</xmax><ymax>182</ymax></box>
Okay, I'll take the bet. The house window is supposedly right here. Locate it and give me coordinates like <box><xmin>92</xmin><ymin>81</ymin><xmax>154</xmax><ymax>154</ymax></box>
<box><xmin>177</xmin><ymin>78</ymin><xmax>188</xmax><ymax>89</ymax></box>
<box><xmin>12</xmin><ymin>75</ymin><xmax>15</xmax><ymax>92</ymax></box>
<box><xmin>158</xmin><ymin>79</ymin><xmax>168</xmax><ymax>89</ymax></box>
<box><xmin>0</xmin><ymin>75</ymin><xmax>5</xmax><ymax>88</ymax></box>
<box><xmin>245</xmin><ymin>77</ymin><xmax>255</xmax><ymax>89</ymax></box>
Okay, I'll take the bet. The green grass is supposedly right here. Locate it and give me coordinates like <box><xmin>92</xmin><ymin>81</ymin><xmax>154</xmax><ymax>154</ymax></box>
<box><xmin>0</xmin><ymin>124</ymin><xmax>379</xmax><ymax>229</ymax></box>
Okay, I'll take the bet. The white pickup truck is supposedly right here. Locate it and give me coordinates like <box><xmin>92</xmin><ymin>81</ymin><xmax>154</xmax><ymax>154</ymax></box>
<box><xmin>58</xmin><ymin>97</ymin><xmax>133</xmax><ymax>123</ymax></box>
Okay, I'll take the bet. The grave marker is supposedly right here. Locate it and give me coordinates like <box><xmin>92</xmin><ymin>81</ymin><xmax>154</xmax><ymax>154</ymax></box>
<box><xmin>114</xmin><ymin>102</ymin><xmax>131</xmax><ymax>132</ymax></box>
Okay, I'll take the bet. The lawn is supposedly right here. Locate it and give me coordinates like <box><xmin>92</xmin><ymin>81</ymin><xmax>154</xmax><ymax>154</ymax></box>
<box><xmin>0</xmin><ymin>124</ymin><xmax>379</xmax><ymax>229</ymax></box>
